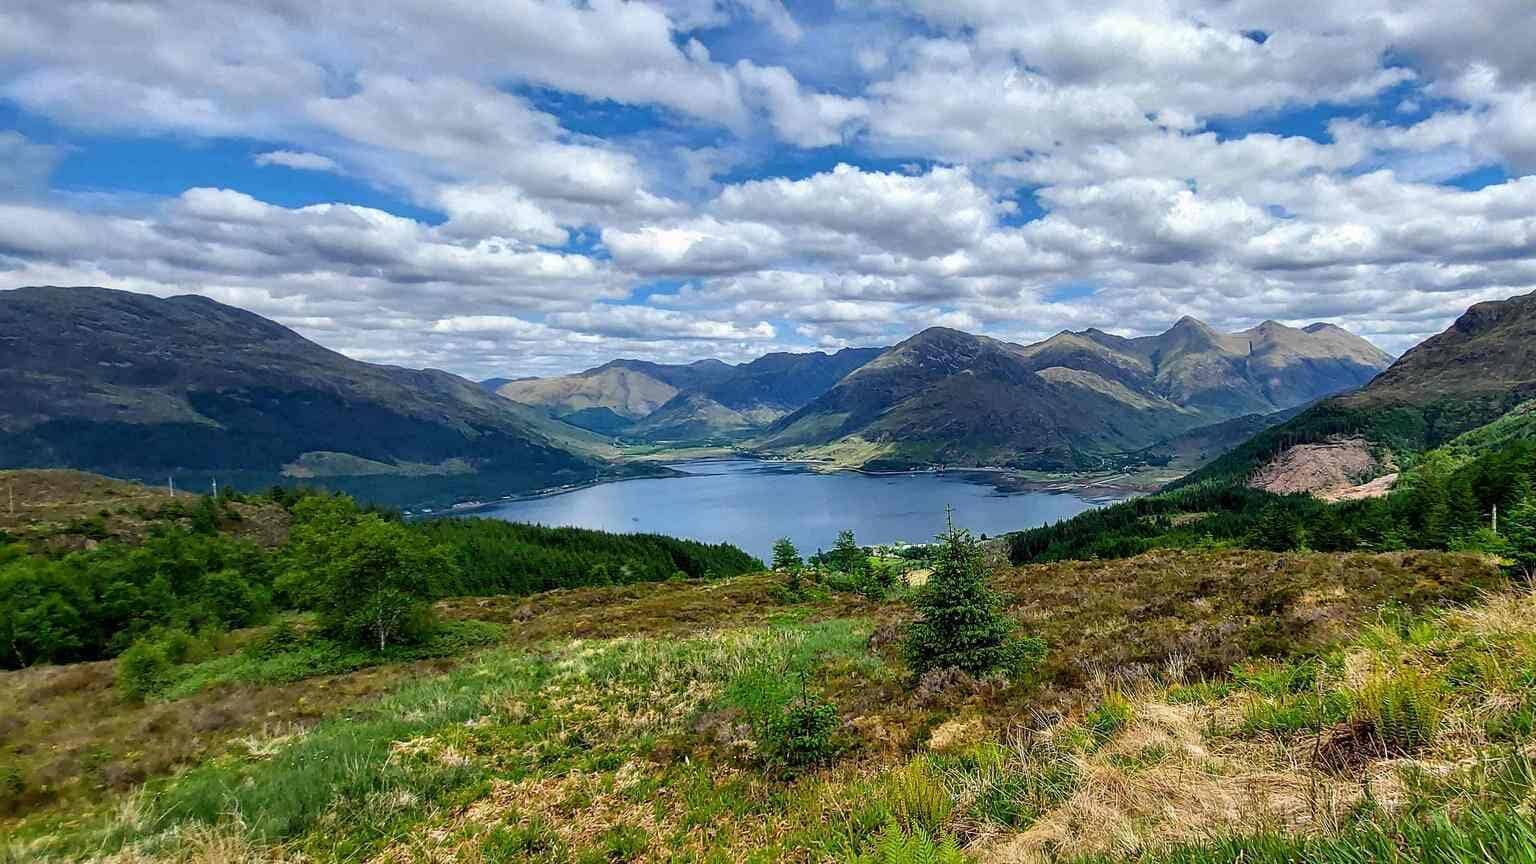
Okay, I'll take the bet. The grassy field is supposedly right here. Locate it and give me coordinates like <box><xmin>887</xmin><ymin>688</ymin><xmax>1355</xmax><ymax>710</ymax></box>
<box><xmin>1</xmin><ymin>546</ymin><xmax>1519</xmax><ymax>862</ymax></box>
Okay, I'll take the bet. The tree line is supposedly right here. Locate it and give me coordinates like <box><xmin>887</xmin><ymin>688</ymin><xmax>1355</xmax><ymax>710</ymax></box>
<box><xmin>0</xmin><ymin>489</ymin><xmax>762</xmax><ymax>670</ymax></box>
<box><xmin>1009</xmin><ymin>438</ymin><xmax>1536</xmax><ymax>569</ymax></box>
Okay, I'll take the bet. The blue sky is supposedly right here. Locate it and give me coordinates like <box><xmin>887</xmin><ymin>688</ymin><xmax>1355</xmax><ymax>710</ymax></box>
<box><xmin>2</xmin><ymin>0</ymin><xmax>1535</xmax><ymax>378</ymax></box>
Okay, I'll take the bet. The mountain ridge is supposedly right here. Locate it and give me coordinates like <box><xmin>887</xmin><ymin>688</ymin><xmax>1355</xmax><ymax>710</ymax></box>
<box><xmin>0</xmin><ymin>285</ymin><xmax>649</xmax><ymax>507</ymax></box>
<box><xmin>752</xmin><ymin>317</ymin><xmax>1391</xmax><ymax>470</ymax></box>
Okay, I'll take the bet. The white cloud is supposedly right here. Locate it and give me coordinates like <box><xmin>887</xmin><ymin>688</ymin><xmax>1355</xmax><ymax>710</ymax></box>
<box><xmin>5</xmin><ymin>0</ymin><xmax>1536</xmax><ymax>375</ymax></box>
<box><xmin>253</xmin><ymin>150</ymin><xmax>340</xmax><ymax>173</ymax></box>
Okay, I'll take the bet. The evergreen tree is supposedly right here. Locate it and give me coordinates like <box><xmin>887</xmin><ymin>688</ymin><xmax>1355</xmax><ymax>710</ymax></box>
<box><xmin>772</xmin><ymin>537</ymin><xmax>802</xmax><ymax>572</ymax></box>
<box><xmin>904</xmin><ymin>511</ymin><xmax>1042</xmax><ymax>678</ymax></box>
<box><xmin>1505</xmin><ymin>495</ymin><xmax>1536</xmax><ymax>580</ymax></box>
<box><xmin>829</xmin><ymin>530</ymin><xmax>868</xmax><ymax>575</ymax></box>
<box><xmin>1251</xmin><ymin>502</ymin><xmax>1303</xmax><ymax>552</ymax></box>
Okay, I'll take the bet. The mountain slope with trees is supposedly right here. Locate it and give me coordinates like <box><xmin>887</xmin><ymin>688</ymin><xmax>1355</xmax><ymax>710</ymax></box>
<box><xmin>754</xmin><ymin>318</ymin><xmax>1390</xmax><ymax>470</ymax></box>
<box><xmin>0</xmin><ymin>286</ymin><xmax>647</xmax><ymax>507</ymax></box>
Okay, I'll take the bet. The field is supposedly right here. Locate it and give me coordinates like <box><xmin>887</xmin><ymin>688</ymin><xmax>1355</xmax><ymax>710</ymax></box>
<box><xmin>1</xmin><ymin>544</ymin><xmax>1513</xmax><ymax>862</ymax></box>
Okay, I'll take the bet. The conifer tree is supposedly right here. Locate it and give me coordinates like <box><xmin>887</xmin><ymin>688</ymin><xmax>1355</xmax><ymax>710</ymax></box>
<box><xmin>772</xmin><ymin>536</ymin><xmax>802</xmax><ymax>572</ymax></box>
<box><xmin>1505</xmin><ymin>494</ymin><xmax>1536</xmax><ymax>580</ymax></box>
<box><xmin>904</xmin><ymin>509</ymin><xmax>1041</xmax><ymax>678</ymax></box>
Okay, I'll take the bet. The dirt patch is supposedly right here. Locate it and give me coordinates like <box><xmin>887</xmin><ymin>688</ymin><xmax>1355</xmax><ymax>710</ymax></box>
<box><xmin>1319</xmin><ymin>472</ymin><xmax>1399</xmax><ymax>502</ymax></box>
<box><xmin>1247</xmin><ymin>437</ymin><xmax>1388</xmax><ymax>497</ymax></box>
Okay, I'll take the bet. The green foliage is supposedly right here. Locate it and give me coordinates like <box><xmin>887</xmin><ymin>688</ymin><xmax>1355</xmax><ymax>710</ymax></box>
<box><xmin>1010</xmin><ymin>427</ymin><xmax>1536</xmax><ymax>565</ymax></box>
<box><xmin>1352</xmin><ymin>667</ymin><xmax>1446</xmax><ymax>754</ymax></box>
<box><xmin>1504</xmin><ymin>494</ymin><xmax>1536</xmax><ymax>578</ymax></box>
<box><xmin>0</xmin><ymin>527</ymin><xmax>269</xmax><ymax>668</ymax></box>
<box><xmin>1237</xmin><ymin>692</ymin><xmax>1352</xmax><ymax>740</ymax></box>
<box><xmin>411</xmin><ymin>516</ymin><xmax>761</xmax><ymax>596</ymax></box>
<box><xmin>1083</xmin><ymin>691</ymin><xmax>1134</xmax><ymax>744</ymax></box>
<box><xmin>882</xmin><ymin>761</ymin><xmax>956</xmax><ymax>837</ymax></box>
<box><xmin>906</xmin><ymin>515</ymin><xmax>1043</xmax><ymax>679</ymax></box>
<box><xmin>760</xmin><ymin>685</ymin><xmax>840</xmax><ymax>770</ymax></box>
<box><xmin>828</xmin><ymin>530</ymin><xmax>869</xmax><ymax>575</ymax></box>
<box><xmin>846</xmin><ymin>819</ymin><xmax>967</xmax><ymax>864</ymax></box>
<box><xmin>281</xmin><ymin>496</ymin><xmax>456</xmax><ymax>650</ymax></box>
<box><xmin>1249</xmin><ymin>503</ymin><xmax>1303</xmax><ymax>552</ymax></box>
<box><xmin>773</xmin><ymin>536</ymin><xmax>803</xmax><ymax>572</ymax></box>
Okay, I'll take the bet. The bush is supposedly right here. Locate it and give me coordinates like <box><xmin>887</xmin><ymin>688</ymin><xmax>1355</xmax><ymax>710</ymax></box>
<box><xmin>883</xmin><ymin>761</ymin><xmax>954</xmax><ymax>837</ymax></box>
<box><xmin>1083</xmin><ymin>690</ymin><xmax>1135</xmax><ymax>743</ymax></box>
<box><xmin>761</xmin><ymin>688</ymin><xmax>840</xmax><ymax>770</ymax></box>
<box><xmin>905</xmin><ymin>514</ymin><xmax>1043</xmax><ymax>679</ymax></box>
<box><xmin>0</xmin><ymin>762</ymin><xmax>25</xmax><ymax>814</ymax></box>
<box><xmin>116</xmin><ymin>638</ymin><xmax>176</xmax><ymax>701</ymax></box>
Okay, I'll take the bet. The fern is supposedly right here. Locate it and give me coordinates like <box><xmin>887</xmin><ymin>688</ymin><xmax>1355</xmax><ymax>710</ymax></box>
<box><xmin>847</xmin><ymin>819</ymin><xmax>968</xmax><ymax>864</ymax></box>
<box><xmin>1354</xmin><ymin>666</ymin><xmax>1446</xmax><ymax>753</ymax></box>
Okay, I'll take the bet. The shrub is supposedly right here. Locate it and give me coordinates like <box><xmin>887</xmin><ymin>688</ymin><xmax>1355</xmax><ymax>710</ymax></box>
<box><xmin>761</xmin><ymin>688</ymin><xmax>840</xmax><ymax>770</ymax></box>
<box><xmin>116</xmin><ymin>638</ymin><xmax>175</xmax><ymax>701</ymax></box>
<box><xmin>1353</xmin><ymin>666</ymin><xmax>1446</xmax><ymax>754</ymax></box>
<box><xmin>905</xmin><ymin>513</ymin><xmax>1043</xmax><ymax>679</ymax></box>
<box><xmin>281</xmin><ymin>497</ymin><xmax>457</xmax><ymax>651</ymax></box>
<box><xmin>0</xmin><ymin>762</ymin><xmax>24</xmax><ymax>814</ymax></box>
<box><xmin>1083</xmin><ymin>690</ymin><xmax>1134</xmax><ymax>744</ymax></box>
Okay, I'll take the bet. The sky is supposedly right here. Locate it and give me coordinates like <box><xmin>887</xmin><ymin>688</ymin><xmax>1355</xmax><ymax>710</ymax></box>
<box><xmin>2</xmin><ymin>1</ymin><xmax>1535</xmax><ymax>379</ymax></box>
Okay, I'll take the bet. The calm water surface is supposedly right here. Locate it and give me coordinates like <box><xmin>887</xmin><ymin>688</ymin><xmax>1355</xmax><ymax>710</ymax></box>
<box><xmin>471</xmin><ymin>459</ymin><xmax>1121</xmax><ymax>561</ymax></box>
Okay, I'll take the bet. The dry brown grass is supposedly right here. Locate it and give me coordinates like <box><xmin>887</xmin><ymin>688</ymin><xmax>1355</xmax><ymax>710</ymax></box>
<box><xmin>975</xmin><ymin>700</ymin><xmax>1401</xmax><ymax>862</ymax></box>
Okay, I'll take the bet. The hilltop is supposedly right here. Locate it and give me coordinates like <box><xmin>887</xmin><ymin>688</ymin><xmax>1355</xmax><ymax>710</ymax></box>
<box><xmin>1184</xmin><ymin>288</ymin><xmax>1536</xmax><ymax>491</ymax></box>
<box><xmin>754</xmin><ymin>318</ymin><xmax>1390</xmax><ymax>471</ymax></box>
<box><xmin>0</xmin><ymin>286</ymin><xmax>656</xmax><ymax>508</ymax></box>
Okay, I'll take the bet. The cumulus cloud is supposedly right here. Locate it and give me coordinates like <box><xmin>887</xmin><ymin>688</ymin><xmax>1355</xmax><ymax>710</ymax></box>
<box><xmin>4</xmin><ymin>0</ymin><xmax>1536</xmax><ymax>374</ymax></box>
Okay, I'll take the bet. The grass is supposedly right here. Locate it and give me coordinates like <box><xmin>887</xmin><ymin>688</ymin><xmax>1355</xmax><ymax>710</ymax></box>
<box><xmin>4</xmin><ymin>549</ymin><xmax>1533</xmax><ymax>862</ymax></box>
<box><xmin>153</xmin><ymin>619</ymin><xmax>501</xmax><ymax>700</ymax></box>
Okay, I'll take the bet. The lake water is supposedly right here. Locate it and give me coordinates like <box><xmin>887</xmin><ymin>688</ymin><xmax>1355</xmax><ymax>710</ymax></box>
<box><xmin>470</xmin><ymin>459</ymin><xmax>1122</xmax><ymax>562</ymax></box>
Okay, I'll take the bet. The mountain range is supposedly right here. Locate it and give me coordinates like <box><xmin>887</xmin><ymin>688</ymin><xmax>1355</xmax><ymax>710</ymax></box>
<box><xmin>0</xmin><ymin>286</ymin><xmax>653</xmax><ymax>508</ymax></box>
<box><xmin>1184</xmin><ymin>288</ymin><xmax>1536</xmax><ymax>488</ymax></box>
<box><xmin>0</xmin><ymin>285</ymin><xmax>1396</xmax><ymax>506</ymax></box>
<box><xmin>496</xmin><ymin>316</ymin><xmax>1390</xmax><ymax>471</ymax></box>
<box><xmin>751</xmin><ymin>318</ymin><xmax>1391</xmax><ymax>470</ymax></box>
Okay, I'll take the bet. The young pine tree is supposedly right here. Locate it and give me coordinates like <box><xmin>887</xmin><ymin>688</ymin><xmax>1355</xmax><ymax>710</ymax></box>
<box><xmin>904</xmin><ymin>510</ymin><xmax>1041</xmax><ymax>679</ymax></box>
<box><xmin>772</xmin><ymin>536</ymin><xmax>803</xmax><ymax>572</ymax></box>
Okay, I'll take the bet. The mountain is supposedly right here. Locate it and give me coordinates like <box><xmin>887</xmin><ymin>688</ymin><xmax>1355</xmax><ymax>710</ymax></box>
<box><xmin>755</xmin><ymin>318</ymin><xmax>1391</xmax><ymax>470</ymax></box>
<box><xmin>0</xmin><ymin>286</ymin><xmax>649</xmax><ymax>507</ymax></box>
<box><xmin>493</xmin><ymin>347</ymin><xmax>885</xmax><ymax>442</ymax></box>
<box><xmin>1182</xmin><ymin>289</ymin><xmax>1536</xmax><ymax>488</ymax></box>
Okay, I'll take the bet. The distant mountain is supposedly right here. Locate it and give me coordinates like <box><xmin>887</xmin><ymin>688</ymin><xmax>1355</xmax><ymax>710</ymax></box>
<box><xmin>1183</xmin><ymin>289</ymin><xmax>1536</xmax><ymax>487</ymax></box>
<box><xmin>494</xmin><ymin>347</ymin><xmax>885</xmax><ymax>442</ymax></box>
<box><xmin>0</xmin><ymin>286</ymin><xmax>650</xmax><ymax>507</ymax></box>
<box><xmin>755</xmin><ymin>318</ymin><xmax>1391</xmax><ymax>470</ymax></box>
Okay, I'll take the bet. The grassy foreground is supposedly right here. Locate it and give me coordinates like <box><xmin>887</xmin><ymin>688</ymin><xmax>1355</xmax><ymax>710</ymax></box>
<box><xmin>3</xmin><ymin>546</ymin><xmax>1529</xmax><ymax>862</ymax></box>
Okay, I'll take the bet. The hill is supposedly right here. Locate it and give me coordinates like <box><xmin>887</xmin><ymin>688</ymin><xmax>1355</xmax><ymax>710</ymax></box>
<box><xmin>495</xmin><ymin>347</ymin><xmax>884</xmax><ymax>442</ymax></box>
<box><xmin>0</xmin><ymin>286</ymin><xmax>650</xmax><ymax>507</ymax></box>
<box><xmin>755</xmin><ymin>318</ymin><xmax>1390</xmax><ymax>470</ymax></box>
<box><xmin>3</xmin><ymin>544</ymin><xmax>1512</xmax><ymax>860</ymax></box>
<box><xmin>1183</xmin><ymin>289</ymin><xmax>1536</xmax><ymax>490</ymax></box>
